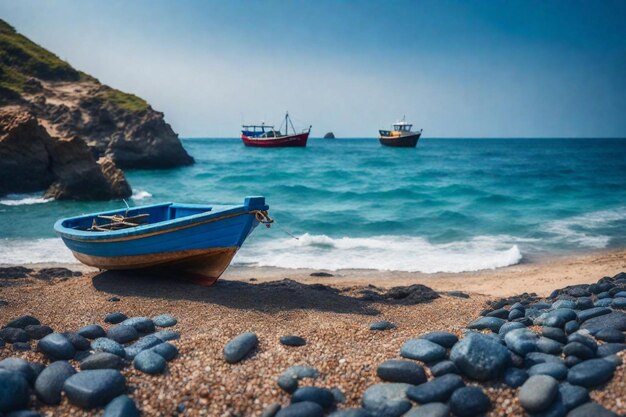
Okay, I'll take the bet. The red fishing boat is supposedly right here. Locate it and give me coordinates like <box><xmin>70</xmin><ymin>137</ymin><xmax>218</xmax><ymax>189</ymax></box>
<box><xmin>241</xmin><ymin>112</ymin><xmax>311</xmax><ymax>147</ymax></box>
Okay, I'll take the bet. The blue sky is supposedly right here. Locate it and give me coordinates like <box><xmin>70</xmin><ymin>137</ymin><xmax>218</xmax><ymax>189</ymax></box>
<box><xmin>1</xmin><ymin>0</ymin><xmax>625</xmax><ymax>137</ymax></box>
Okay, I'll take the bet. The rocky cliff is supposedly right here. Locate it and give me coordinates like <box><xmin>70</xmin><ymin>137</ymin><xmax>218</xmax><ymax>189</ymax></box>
<box><xmin>0</xmin><ymin>19</ymin><xmax>193</xmax><ymax>199</ymax></box>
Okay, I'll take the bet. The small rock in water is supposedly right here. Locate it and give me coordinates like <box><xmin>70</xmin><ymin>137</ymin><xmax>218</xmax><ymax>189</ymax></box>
<box><xmin>400</xmin><ymin>339</ymin><xmax>447</xmax><ymax>363</ymax></box>
<box><xmin>450</xmin><ymin>332</ymin><xmax>511</xmax><ymax>380</ymax></box>
<box><xmin>567</xmin><ymin>358</ymin><xmax>616</xmax><ymax>388</ymax></box>
<box><xmin>107</xmin><ymin>325</ymin><xmax>139</xmax><ymax>344</ymax></box>
<box><xmin>152</xmin><ymin>314</ymin><xmax>177</xmax><ymax>327</ymax></box>
<box><xmin>291</xmin><ymin>386</ymin><xmax>335</xmax><ymax>409</ymax></box>
<box><xmin>430</xmin><ymin>360</ymin><xmax>459</xmax><ymax>377</ymax></box>
<box><xmin>223</xmin><ymin>332</ymin><xmax>258</xmax><ymax>363</ymax></box>
<box><xmin>504</xmin><ymin>367</ymin><xmax>528</xmax><ymax>388</ymax></box>
<box><xmin>34</xmin><ymin>360</ymin><xmax>76</xmax><ymax>404</ymax></box>
<box><xmin>280</xmin><ymin>335</ymin><xmax>307</xmax><ymax>346</ymax></box>
<box><xmin>80</xmin><ymin>352</ymin><xmax>124</xmax><ymax>370</ymax></box>
<box><xmin>0</xmin><ymin>370</ymin><xmax>30</xmax><ymax>413</ymax></box>
<box><xmin>377</xmin><ymin>359</ymin><xmax>427</xmax><ymax>385</ymax></box>
<box><xmin>103</xmin><ymin>395</ymin><xmax>140</xmax><ymax>417</ymax></box>
<box><xmin>370</xmin><ymin>321</ymin><xmax>396</xmax><ymax>331</ymax></box>
<box><xmin>37</xmin><ymin>333</ymin><xmax>75</xmax><ymax>360</ymax></box>
<box><xmin>566</xmin><ymin>402</ymin><xmax>618</xmax><ymax>417</ymax></box>
<box><xmin>0</xmin><ymin>357</ymin><xmax>36</xmax><ymax>384</ymax></box>
<box><xmin>133</xmin><ymin>350</ymin><xmax>166</xmax><ymax>374</ymax></box>
<box><xmin>24</xmin><ymin>325</ymin><xmax>53</xmax><ymax>340</ymax></box>
<box><xmin>104</xmin><ymin>312</ymin><xmax>128</xmax><ymax>324</ymax></box>
<box><xmin>151</xmin><ymin>342</ymin><xmax>178</xmax><ymax>361</ymax></box>
<box><xmin>518</xmin><ymin>375</ymin><xmax>558</xmax><ymax>413</ymax></box>
<box><xmin>558</xmin><ymin>382</ymin><xmax>589</xmax><ymax>411</ymax></box>
<box><xmin>63</xmin><ymin>369</ymin><xmax>126</xmax><ymax>409</ymax></box>
<box><xmin>449</xmin><ymin>386</ymin><xmax>490</xmax><ymax>417</ymax></box>
<box><xmin>121</xmin><ymin>317</ymin><xmax>155</xmax><ymax>334</ymax></box>
<box><xmin>276</xmin><ymin>401</ymin><xmax>324</xmax><ymax>417</ymax></box>
<box><xmin>5</xmin><ymin>315</ymin><xmax>40</xmax><ymax>329</ymax></box>
<box><xmin>420</xmin><ymin>331</ymin><xmax>458</xmax><ymax>348</ymax></box>
<box><xmin>406</xmin><ymin>374</ymin><xmax>465</xmax><ymax>404</ymax></box>
<box><xmin>0</xmin><ymin>328</ymin><xmax>29</xmax><ymax>343</ymax></box>
<box><xmin>77</xmin><ymin>324</ymin><xmax>106</xmax><ymax>339</ymax></box>
<box><xmin>361</xmin><ymin>383</ymin><xmax>412</xmax><ymax>417</ymax></box>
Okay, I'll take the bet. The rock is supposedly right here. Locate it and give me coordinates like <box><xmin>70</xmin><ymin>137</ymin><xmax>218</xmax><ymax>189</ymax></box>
<box><xmin>80</xmin><ymin>352</ymin><xmax>124</xmax><ymax>370</ymax></box>
<box><xmin>566</xmin><ymin>402</ymin><xmax>618</xmax><ymax>417</ymax></box>
<box><xmin>0</xmin><ymin>370</ymin><xmax>30</xmax><ymax>413</ymax></box>
<box><xmin>277</xmin><ymin>365</ymin><xmax>319</xmax><ymax>393</ymax></box>
<box><xmin>420</xmin><ymin>332</ymin><xmax>458</xmax><ymax>349</ymax></box>
<box><xmin>580</xmin><ymin>311</ymin><xmax>626</xmax><ymax>333</ymax></box>
<box><xmin>77</xmin><ymin>324</ymin><xmax>106</xmax><ymax>339</ymax></box>
<box><xmin>541</xmin><ymin>309</ymin><xmax>577</xmax><ymax>328</ymax></box>
<box><xmin>563</xmin><ymin>342</ymin><xmax>595</xmax><ymax>360</ymax></box>
<box><xmin>504</xmin><ymin>328</ymin><xmax>538</xmax><ymax>356</ymax></box>
<box><xmin>104</xmin><ymin>313</ymin><xmax>128</xmax><ymax>324</ymax></box>
<box><xmin>63</xmin><ymin>369</ymin><xmax>126</xmax><ymax>409</ymax></box>
<box><xmin>528</xmin><ymin>363</ymin><xmax>568</xmax><ymax>380</ymax></box>
<box><xmin>406</xmin><ymin>374</ymin><xmax>464</xmax><ymax>404</ymax></box>
<box><xmin>124</xmin><ymin>335</ymin><xmax>162</xmax><ymax>359</ymax></box>
<box><xmin>400</xmin><ymin>339</ymin><xmax>447</xmax><ymax>363</ymax></box>
<box><xmin>33</xmin><ymin>267</ymin><xmax>80</xmax><ymax>280</ymax></box>
<box><xmin>151</xmin><ymin>342</ymin><xmax>178</xmax><ymax>361</ymax></box>
<box><xmin>12</xmin><ymin>342</ymin><xmax>31</xmax><ymax>352</ymax></box>
<box><xmin>92</xmin><ymin>338</ymin><xmax>126</xmax><ymax>358</ymax></box>
<box><xmin>24</xmin><ymin>325</ymin><xmax>53</xmax><ymax>340</ymax></box>
<box><xmin>567</xmin><ymin>333</ymin><xmax>597</xmax><ymax>352</ymax></box>
<box><xmin>34</xmin><ymin>360</ymin><xmax>76</xmax><ymax>404</ymax></box>
<box><xmin>121</xmin><ymin>317</ymin><xmax>155</xmax><ymax>334</ymax></box>
<box><xmin>276</xmin><ymin>401</ymin><xmax>324</xmax><ymax>417</ymax></box>
<box><xmin>594</xmin><ymin>328</ymin><xmax>625</xmax><ymax>343</ymax></box>
<box><xmin>611</xmin><ymin>298</ymin><xmax>626</xmax><ymax>309</ymax></box>
<box><xmin>565</xmin><ymin>321</ymin><xmax>580</xmax><ymax>335</ymax></box>
<box><xmin>0</xmin><ymin>358</ymin><xmax>36</xmax><ymax>384</ymax></box>
<box><xmin>323</xmin><ymin>132</ymin><xmax>335</xmax><ymax>139</ymax></box>
<box><xmin>0</xmin><ymin>328</ymin><xmax>29</xmax><ymax>343</ymax></box>
<box><xmin>328</xmin><ymin>409</ymin><xmax>371</xmax><ymax>417</ymax></box>
<box><xmin>449</xmin><ymin>386</ymin><xmax>490</xmax><ymax>417</ymax></box>
<box><xmin>6</xmin><ymin>410</ymin><xmax>43</xmax><ymax>417</ymax></box>
<box><xmin>430</xmin><ymin>360</ymin><xmax>459</xmax><ymax>377</ymax></box>
<box><xmin>331</xmin><ymin>387</ymin><xmax>346</xmax><ymax>404</ymax></box>
<box><xmin>403</xmin><ymin>403</ymin><xmax>450</xmax><ymax>417</ymax></box>
<box><xmin>133</xmin><ymin>350</ymin><xmax>166</xmax><ymax>374</ymax></box>
<box><xmin>109</xmin><ymin>297</ymin><xmax>121</xmax><ymax>302</ymax></box>
<box><xmin>525</xmin><ymin>352</ymin><xmax>565</xmax><ymax>368</ymax></box>
<box><xmin>466</xmin><ymin>317</ymin><xmax>505</xmax><ymax>332</ymax></box>
<box><xmin>153</xmin><ymin>330</ymin><xmax>180</xmax><ymax>342</ymax></box>
<box><xmin>486</xmin><ymin>308</ymin><xmax>509</xmax><ymax>319</ymax></box>
<box><xmin>594</xmin><ymin>299</ymin><xmax>613</xmax><ymax>307</ymax></box>
<box><xmin>152</xmin><ymin>314</ymin><xmax>177</xmax><ymax>327</ymax></box>
<box><xmin>508</xmin><ymin>309</ymin><xmax>525</xmax><ymax>321</ymax></box>
<box><xmin>450</xmin><ymin>332</ymin><xmax>511</xmax><ymax>380</ymax></box>
<box><xmin>504</xmin><ymin>367</ymin><xmax>528</xmax><ymax>388</ymax></box>
<box><xmin>537</xmin><ymin>337</ymin><xmax>563</xmax><ymax>354</ymax></box>
<box><xmin>446</xmin><ymin>291</ymin><xmax>469</xmax><ymax>299</ymax></box>
<box><xmin>552</xmin><ymin>300</ymin><xmax>578</xmax><ymax>309</ymax></box>
<box><xmin>377</xmin><ymin>360</ymin><xmax>427</xmax><ymax>385</ymax></box>
<box><xmin>565</xmin><ymin>355</ymin><xmax>583</xmax><ymax>368</ymax></box>
<box><xmin>370</xmin><ymin>321</ymin><xmax>396</xmax><ymax>331</ymax></box>
<box><xmin>381</xmin><ymin>284</ymin><xmax>440</xmax><ymax>305</ymax></box>
<box><xmin>577</xmin><ymin>307</ymin><xmax>611</xmax><ymax>323</ymax></box>
<box><xmin>576</xmin><ymin>297</ymin><xmax>594</xmax><ymax>310</ymax></box>
<box><xmin>261</xmin><ymin>403</ymin><xmax>281</xmax><ymax>417</ymax></box>
<box><xmin>542</xmin><ymin>327</ymin><xmax>568</xmax><ymax>343</ymax></box>
<box><xmin>74</xmin><ymin>350</ymin><xmax>91</xmax><ymax>361</ymax></box>
<box><xmin>223</xmin><ymin>332</ymin><xmax>258</xmax><ymax>363</ymax></box>
<box><xmin>103</xmin><ymin>395</ymin><xmax>140</xmax><ymax>417</ymax></box>
<box><xmin>0</xmin><ymin>266</ymin><xmax>32</xmax><ymax>279</ymax></box>
<box><xmin>361</xmin><ymin>383</ymin><xmax>412</xmax><ymax>417</ymax></box>
<box><xmin>37</xmin><ymin>333</ymin><xmax>75</xmax><ymax>360</ymax></box>
<box><xmin>567</xmin><ymin>358</ymin><xmax>616</xmax><ymax>388</ymax></box>
<box><xmin>61</xmin><ymin>332</ymin><xmax>90</xmax><ymax>351</ymax></box>
<box><xmin>558</xmin><ymin>383</ymin><xmax>589</xmax><ymax>411</ymax></box>
<box><xmin>292</xmin><ymin>387</ymin><xmax>335</xmax><ymax>409</ymax></box>
<box><xmin>519</xmin><ymin>375</ymin><xmax>558</xmax><ymax>413</ymax></box>
<box><xmin>597</xmin><ymin>343</ymin><xmax>626</xmax><ymax>357</ymax></box>
<box><xmin>498</xmin><ymin>322</ymin><xmax>526</xmax><ymax>338</ymax></box>
<box><xmin>280</xmin><ymin>335</ymin><xmax>307</xmax><ymax>346</ymax></box>
<box><xmin>107</xmin><ymin>325</ymin><xmax>139</xmax><ymax>344</ymax></box>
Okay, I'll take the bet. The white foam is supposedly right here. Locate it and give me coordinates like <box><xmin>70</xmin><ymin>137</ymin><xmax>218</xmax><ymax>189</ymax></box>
<box><xmin>131</xmin><ymin>190</ymin><xmax>152</xmax><ymax>200</ymax></box>
<box><xmin>235</xmin><ymin>234</ymin><xmax>523</xmax><ymax>273</ymax></box>
<box><xmin>0</xmin><ymin>193</ymin><xmax>51</xmax><ymax>206</ymax></box>
<box><xmin>545</xmin><ymin>207</ymin><xmax>626</xmax><ymax>249</ymax></box>
<box><xmin>0</xmin><ymin>238</ymin><xmax>76</xmax><ymax>265</ymax></box>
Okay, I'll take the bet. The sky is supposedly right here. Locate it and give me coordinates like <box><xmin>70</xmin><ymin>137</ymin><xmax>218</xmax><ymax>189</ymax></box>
<box><xmin>1</xmin><ymin>0</ymin><xmax>625</xmax><ymax>138</ymax></box>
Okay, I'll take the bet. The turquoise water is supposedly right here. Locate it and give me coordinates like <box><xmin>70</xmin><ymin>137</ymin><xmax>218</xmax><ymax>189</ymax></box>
<box><xmin>2</xmin><ymin>138</ymin><xmax>626</xmax><ymax>272</ymax></box>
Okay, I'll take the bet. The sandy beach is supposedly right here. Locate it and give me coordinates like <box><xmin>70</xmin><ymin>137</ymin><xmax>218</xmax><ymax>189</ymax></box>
<box><xmin>1</xmin><ymin>250</ymin><xmax>625</xmax><ymax>416</ymax></box>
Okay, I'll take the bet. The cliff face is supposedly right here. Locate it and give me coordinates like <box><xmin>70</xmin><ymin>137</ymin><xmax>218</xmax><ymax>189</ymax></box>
<box><xmin>0</xmin><ymin>19</ymin><xmax>193</xmax><ymax>199</ymax></box>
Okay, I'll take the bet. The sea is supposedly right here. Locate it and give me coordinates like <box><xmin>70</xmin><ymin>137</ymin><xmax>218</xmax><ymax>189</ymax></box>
<box><xmin>2</xmin><ymin>138</ymin><xmax>626</xmax><ymax>273</ymax></box>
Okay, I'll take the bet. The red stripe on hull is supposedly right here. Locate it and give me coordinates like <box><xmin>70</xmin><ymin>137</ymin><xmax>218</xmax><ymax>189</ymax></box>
<box><xmin>241</xmin><ymin>132</ymin><xmax>309</xmax><ymax>147</ymax></box>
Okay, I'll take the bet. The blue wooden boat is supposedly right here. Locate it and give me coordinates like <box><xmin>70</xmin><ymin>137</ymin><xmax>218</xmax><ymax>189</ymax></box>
<box><xmin>54</xmin><ymin>196</ymin><xmax>271</xmax><ymax>285</ymax></box>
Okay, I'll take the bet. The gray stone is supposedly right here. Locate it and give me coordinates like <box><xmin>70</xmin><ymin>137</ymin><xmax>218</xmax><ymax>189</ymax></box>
<box><xmin>153</xmin><ymin>330</ymin><xmax>180</xmax><ymax>342</ymax></box>
<box><xmin>611</xmin><ymin>297</ymin><xmax>626</xmax><ymax>309</ymax></box>
<box><xmin>420</xmin><ymin>332</ymin><xmax>458</xmax><ymax>349</ymax></box>
<box><xmin>261</xmin><ymin>403</ymin><xmax>282</xmax><ymax>417</ymax></box>
<box><xmin>537</xmin><ymin>337</ymin><xmax>563</xmax><ymax>354</ymax></box>
<box><xmin>104</xmin><ymin>312</ymin><xmax>128</xmax><ymax>324</ymax></box>
<box><xmin>567</xmin><ymin>333</ymin><xmax>597</xmax><ymax>352</ymax></box>
<box><xmin>125</xmin><ymin>335</ymin><xmax>162</xmax><ymax>359</ymax></box>
<box><xmin>24</xmin><ymin>325</ymin><xmax>53</xmax><ymax>340</ymax></box>
<box><xmin>504</xmin><ymin>328</ymin><xmax>538</xmax><ymax>356</ymax></box>
<box><xmin>62</xmin><ymin>332</ymin><xmax>90</xmax><ymax>351</ymax></box>
<box><xmin>377</xmin><ymin>360</ymin><xmax>426</xmax><ymax>385</ymax></box>
<box><xmin>77</xmin><ymin>324</ymin><xmax>106</xmax><ymax>339</ymax></box>
<box><xmin>577</xmin><ymin>307</ymin><xmax>611</xmax><ymax>323</ymax></box>
<box><xmin>466</xmin><ymin>316</ymin><xmax>505</xmax><ymax>332</ymax></box>
<box><xmin>403</xmin><ymin>403</ymin><xmax>450</xmax><ymax>417</ymax></box>
<box><xmin>107</xmin><ymin>325</ymin><xmax>139</xmax><ymax>344</ymax></box>
<box><xmin>103</xmin><ymin>395</ymin><xmax>140</xmax><ymax>417</ymax></box>
<box><xmin>594</xmin><ymin>328</ymin><xmax>625</xmax><ymax>343</ymax></box>
<box><xmin>5</xmin><ymin>315</ymin><xmax>40</xmax><ymax>329</ymax></box>
<box><xmin>449</xmin><ymin>386</ymin><xmax>490</xmax><ymax>417</ymax></box>
<box><xmin>280</xmin><ymin>335</ymin><xmax>306</xmax><ymax>346</ymax></box>
<box><xmin>370</xmin><ymin>321</ymin><xmax>396</xmax><ymax>331</ymax></box>
<box><xmin>12</xmin><ymin>342</ymin><xmax>31</xmax><ymax>352</ymax></box>
<box><xmin>400</xmin><ymin>339</ymin><xmax>447</xmax><ymax>363</ymax></box>
<box><xmin>361</xmin><ymin>383</ymin><xmax>412</xmax><ymax>417</ymax></box>
<box><xmin>0</xmin><ymin>358</ymin><xmax>36</xmax><ymax>384</ymax></box>
<box><xmin>328</xmin><ymin>408</ymin><xmax>371</xmax><ymax>417</ymax></box>
<box><xmin>558</xmin><ymin>383</ymin><xmax>589</xmax><ymax>411</ymax></box>
<box><xmin>277</xmin><ymin>365</ymin><xmax>318</xmax><ymax>393</ymax></box>
<box><xmin>508</xmin><ymin>309</ymin><xmax>524</xmax><ymax>321</ymax></box>
<box><xmin>528</xmin><ymin>363</ymin><xmax>568</xmax><ymax>380</ymax></box>
<box><xmin>151</xmin><ymin>342</ymin><xmax>178</xmax><ymax>361</ymax></box>
<box><xmin>580</xmin><ymin>311</ymin><xmax>626</xmax><ymax>334</ymax></box>
<box><xmin>498</xmin><ymin>322</ymin><xmax>526</xmax><ymax>339</ymax></box>
<box><xmin>292</xmin><ymin>386</ymin><xmax>335</xmax><ymax>409</ymax></box>
<box><xmin>92</xmin><ymin>338</ymin><xmax>126</xmax><ymax>358</ymax></box>
<box><xmin>519</xmin><ymin>375</ymin><xmax>558</xmax><ymax>413</ymax></box>
<box><xmin>37</xmin><ymin>333</ymin><xmax>75</xmax><ymax>360</ymax></box>
<box><xmin>541</xmin><ymin>309</ymin><xmax>577</xmax><ymax>328</ymax></box>
<box><xmin>121</xmin><ymin>317</ymin><xmax>155</xmax><ymax>334</ymax></box>
<box><xmin>63</xmin><ymin>369</ymin><xmax>126</xmax><ymax>409</ymax></box>
<box><xmin>406</xmin><ymin>374</ymin><xmax>465</xmax><ymax>403</ymax></box>
<box><xmin>597</xmin><ymin>343</ymin><xmax>626</xmax><ymax>357</ymax></box>
<box><xmin>80</xmin><ymin>352</ymin><xmax>124</xmax><ymax>370</ymax></box>
<box><xmin>564</xmin><ymin>321</ymin><xmax>579</xmax><ymax>335</ymax></box>
<box><xmin>595</xmin><ymin>299</ymin><xmax>612</xmax><ymax>307</ymax></box>
<box><xmin>34</xmin><ymin>361</ymin><xmax>76</xmax><ymax>404</ymax></box>
<box><xmin>6</xmin><ymin>410</ymin><xmax>43</xmax><ymax>417</ymax></box>
<box><xmin>276</xmin><ymin>402</ymin><xmax>324</xmax><ymax>417</ymax></box>
<box><xmin>566</xmin><ymin>402</ymin><xmax>618</xmax><ymax>417</ymax></box>
<box><xmin>430</xmin><ymin>360</ymin><xmax>459</xmax><ymax>377</ymax></box>
<box><xmin>331</xmin><ymin>387</ymin><xmax>346</xmax><ymax>404</ymax></box>
<box><xmin>133</xmin><ymin>350</ymin><xmax>166</xmax><ymax>374</ymax></box>
<box><xmin>542</xmin><ymin>327</ymin><xmax>567</xmax><ymax>343</ymax></box>
<box><xmin>223</xmin><ymin>332</ymin><xmax>258</xmax><ymax>363</ymax></box>
<box><xmin>0</xmin><ymin>370</ymin><xmax>29</xmax><ymax>413</ymax></box>
<box><xmin>567</xmin><ymin>358</ymin><xmax>616</xmax><ymax>388</ymax></box>
<box><xmin>153</xmin><ymin>314</ymin><xmax>177</xmax><ymax>327</ymax></box>
<box><xmin>0</xmin><ymin>328</ymin><xmax>29</xmax><ymax>343</ymax></box>
<box><xmin>563</xmin><ymin>342</ymin><xmax>595</xmax><ymax>360</ymax></box>
<box><xmin>504</xmin><ymin>367</ymin><xmax>528</xmax><ymax>388</ymax></box>
<box><xmin>525</xmin><ymin>352</ymin><xmax>565</xmax><ymax>368</ymax></box>
<box><xmin>450</xmin><ymin>332</ymin><xmax>511</xmax><ymax>380</ymax></box>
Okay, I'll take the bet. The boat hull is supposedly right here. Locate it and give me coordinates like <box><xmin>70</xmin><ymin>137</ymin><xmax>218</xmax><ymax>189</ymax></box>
<box><xmin>379</xmin><ymin>133</ymin><xmax>421</xmax><ymax>147</ymax></box>
<box><xmin>241</xmin><ymin>132</ymin><xmax>309</xmax><ymax>147</ymax></box>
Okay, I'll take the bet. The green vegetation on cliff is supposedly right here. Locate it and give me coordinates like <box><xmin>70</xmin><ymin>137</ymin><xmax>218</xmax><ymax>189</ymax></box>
<box><xmin>99</xmin><ymin>87</ymin><xmax>149</xmax><ymax>113</ymax></box>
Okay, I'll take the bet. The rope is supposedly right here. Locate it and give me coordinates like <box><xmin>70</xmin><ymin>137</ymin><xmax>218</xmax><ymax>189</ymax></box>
<box><xmin>254</xmin><ymin>210</ymin><xmax>299</xmax><ymax>240</ymax></box>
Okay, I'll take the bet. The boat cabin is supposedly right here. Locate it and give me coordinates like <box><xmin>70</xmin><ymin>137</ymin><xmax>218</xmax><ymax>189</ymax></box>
<box><xmin>393</xmin><ymin>121</ymin><xmax>413</xmax><ymax>132</ymax></box>
<box><xmin>241</xmin><ymin>124</ymin><xmax>276</xmax><ymax>138</ymax></box>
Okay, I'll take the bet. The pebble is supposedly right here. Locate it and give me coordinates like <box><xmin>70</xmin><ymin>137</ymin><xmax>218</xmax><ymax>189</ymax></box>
<box><xmin>449</xmin><ymin>386</ymin><xmax>490</xmax><ymax>417</ymax></box>
<box><xmin>528</xmin><ymin>362</ymin><xmax>568</xmax><ymax>380</ymax></box>
<box><xmin>558</xmin><ymin>382</ymin><xmax>589</xmax><ymax>411</ymax></box>
<box><xmin>0</xmin><ymin>328</ymin><xmax>29</xmax><ymax>343</ymax></box>
<box><xmin>403</xmin><ymin>403</ymin><xmax>450</xmax><ymax>417</ymax></box>
<box><xmin>577</xmin><ymin>307</ymin><xmax>611</xmax><ymax>323</ymax></box>
<box><xmin>542</xmin><ymin>308</ymin><xmax>577</xmax><ymax>328</ymax></box>
<box><xmin>377</xmin><ymin>359</ymin><xmax>427</xmax><ymax>385</ymax></box>
<box><xmin>370</xmin><ymin>321</ymin><xmax>396</xmax><ymax>331</ymax></box>
<box><xmin>121</xmin><ymin>317</ymin><xmax>155</xmax><ymax>334</ymax></box>
<box><xmin>0</xmin><ymin>370</ymin><xmax>30</xmax><ymax>413</ymax></box>
<box><xmin>0</xmin><ymin>358</ymin><xmax>36</xmax><ymax>384</ymax></box>
<box><xmin>581</xmin><ymin>311</ymin><xmax>626</xmax><ymax>333</ymax></box>
<box><xmin>331</xmin><ymin>387</ymin><xmax>346</xmax><ymax>404</ymax></box>
<box><xmin>277</xmin><ymin>365</ymin><xmax>319</xmax><ymax>393</ymax></box>
<box><xmin>498</xmin><ymin>322</ymin><xmax>526</xmax><ymax>338</ymax></box>
<box><xmin>152</xmin><ymin>314</ymin><xmax>177</xmax><ymax>327</ymax></box>
<box><xmin>567</xmin><ymin>333</ymin><xmax>597</xmax><ymax>352</ymax></box>
<box><xmin>611</xmin><ymin>297</ymin><xmax>626</xmax><ymax>309</ymax></box>
<box><xmin>466</xmin><ymin>316</ymin><xmax>505</xmax><ymax>332</ymax></box>
<box><xmin>34</xmin><ymin>360</ymin><xmax>76</xmax><ymax>404</ymax></box>
<box><xmin>5</xmin><ymin>315</ymin><xmax>40</xmax><ymax>329</ymax></box>
<box><xmin>62</xmin><ymin>332</ymin><xmax>91</xmax><ymax>351</ymax></box>
<box><xmin>430</xmin><ymin>360</ymin><xmax>459</xmax><ymax>377</ymax></box>
<box><xmin>400</xmin><ymin>338</ymin><xmax>447</xmax><ymax>363</ymax></box>
<box><xmin>563</xmin><ymin>342</ymin><xmax>595</xmax><ymax>360</ymax></box>
<box><xmin>276</xmin><ymin>401</ymin><xmax>324</xmax><ymax>417</ymax></box>
<box><xmin>151</xmin><ymin>342</ymin><xmax>178</xmax><ymax>361</ymax></box>
<box><xmin>565</xmin><ymin>355</ymin><xmax>583</xmax><ymax>368</ymax></box>
<box><xmin>102</xmin><ymin>395</ymin><xmax>140</xmax><ymax>417</ymax></box>
<box><xmin>420</xmin><ymin>331</ymin><xmax>458</xmax><ymax>348</ymax></box>
<box><xmin>80</xmin><ymin>352</ymin><xmax>124</xmax><ymax>370</ymax></box>
<box><xmin>133</xmin><ymin>350</ymin><xmax>166</xmax><ymax>374</ymax></box>
<box><xmin>542</xmin><ymin>327</ymin><xmax>568</xmax><ymax>343</ymax></box>
<box><xmin>12</xmin><ymin>342</ymin><xmax>31</xmax><ymax>352</ymax></box>
<box><xmin>576</xmin><ymin>297</ymin><xmax>594</xmax><ymax>310</ymax></box>
<box><xmin>597</xmin><ymin>343</ymin><xmax>626</xmax><ymax>357</ymax></box>
<box><xmin>565</xmin><ymin>320</ymin><xmax>580</xmax><ymax>335</ymax></box>
<box><xmin>504</xmin><ymin>367</ymin><xmax>528</xmax><ymax>388</ymax></box>
<box><xmin>223</xmin><ymin>332</ymin><xmax>258</xmax><ymax>363</ymax></box>
<box><xmin>525</xmin><ymin>352</ymin><xmax>565</xmax><ymax>368</ymax></box>
<box><xmin>124</xmin><ymin>335</ymin><xmax>162</xmax><ymax>359</ymax></box>
<box><xmin>566</xmin><ymin>402</ymin><xmax>618</xmax><ymax>417</ymax></box>
<box><xmin>328</xmin><ymin>409</ymin><xmax>370</xmax><ymax>417</ymax></box>
<box><xmin>292</xmin><ymin>386</ymin><xmax>335</xmax><ymax>409</ymax></box>
<box><xmin>6</xmin><ymin>410</ymin><xmax>43</xmax><ymax>417</ymax></box>
<box><xmin>104</xmin><ymin>312</ymin><xmax>128</xmax><ymax>324</ymax></box>
<box><xmin>92</xmin><ymin>338</ymin><xmax>126</xmax><ymax>358</ymax></box>
<box><xmin>486</xmin><ymin>308</ymin><xmax>510</xmax><ymax>319</ymax></box>
<box><xmin>406</xmin><ymin>374</ymin><xmax>465</xmax><ymax>404</ymax></box>
<box><xmin>77</xmin><ymin>324</ymin><xmax>106</xmax><ymax>339</ymax></box>
<box><xmin>504</xmin><ymin>328</ymin><xmax>538</xmax><ymax>355</ymax></box>
<box><xmin>594</xmin><ymin>328</ymin><xmax>625</xmax><ymax>343</ymax></box>
<box><xmin>519</xmin><ymin>375</ymin><xmax>558</xmax><ymax>413</ymax></box>
<box><xmin>37</xmin><ymin>333</ymin><xmax>75</xmax><ymax>360</ymax></box>
<box><xmin>24</xmin><ymin>325</ymin><xmax>53</xmax><ymax>340</ymax></box>
<box><xmin>280</xmin><ymin>335</ymin><xmax>307</xmax><ymax>346</ymax></box>
<box><xmin>450</xmin><ymin>332</ymin><xmax>511</xmax><ymax>380</ymax></box>
<box><xmin>63</xmin><ymin>369</ymin><xmax>126</xmax><ymax>409</ymax></box>
<box><xmin>107</xmin><ymin>325</ymin><xmax>139</xmax><ymax>344</ymax></box>
<box><xmin>74</xmin><ymin>350</ymin><xmax>91</xmax><ymax>362</ymax></box>
<box><xmin>261</xmin><ymin>403</ymin><xmax>281</xmax><ymax>417</ymax></box>
<box><xmin>594</xmin><ymin>299</ymin><xmax>613</xmax><ymax>307</ymax></box>
<box><xmin>361</xmin><ymin>383</ymin><xmax>412</xmax><ymax>417</ymax></box>
<box><xmin>567</xmin><ymin>358</ymin><xmax>616</xmax><ymax>388</ymax></box>
<box><xmin>508</xmin><ymin>309</ymin><xmax>524</xmax><ymax>320</ymax></box>
<box><xmin>537</xmin><ymin>337</ymin><xmax>563</xmax><ymax>354</ymax></box>
<box><xmin>153</xmin><ymin>330</ymin><xmax>180</xmax><ymax>341</ymax></box>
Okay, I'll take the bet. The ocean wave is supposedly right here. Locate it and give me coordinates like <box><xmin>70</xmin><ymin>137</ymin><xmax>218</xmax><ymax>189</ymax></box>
<box><xmin>0</xmin><ymin>193</ymin><xmax>51</xmax><ymax>206</ymax></box>
<box><xmin>0</xmin><ymin>238</ymin><xmax>76</xmax><ymax>264</ymax></box>
<box><xmin>545</xmin><ymin>207</ymin><xmax>626</xmax><ymax>248</ymax></box>
<box><xmin>235</xmin><ymin>233</ymin><xmax>523</xmax><ymax>273</ymax></box>
<box><xmin>131</xmin><ymin>190</ymin><xmax>152</xmax><ymax>200</ymax></box>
